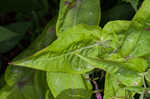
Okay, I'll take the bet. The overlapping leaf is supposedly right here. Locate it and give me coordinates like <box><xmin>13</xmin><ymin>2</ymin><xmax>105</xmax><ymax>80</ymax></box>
<box><xmin>47</xmin><ymin>73</ymin><xmax>89</xmax><ymax>97</ymax></box>
<box><xmin>12</xmin><ymin>24</ymin><xmax>102</xmax><ymax>73</ymax></box>
<box><xmin>6</xmin><ymin>0</ymin><xmax>150</xmax><ymax>98</ymax></box>
<box><xmin>48</xmin><ymin>0</ymin><xmax>101</xmax><ymax>97</ymax></box>
<box><xmin>102</xmin><ymin>20</ymin><xmax>134</xmax><ymax>99</ymax></box>
<box><xmin>56</xmin><ymin>0</ymin><xmax>100</xmax><ymax>36</ymax></box>
<box><xmin>2</xmin><ymin>18</ymin><xmax>57</xmax><ymax>99</ymax></box>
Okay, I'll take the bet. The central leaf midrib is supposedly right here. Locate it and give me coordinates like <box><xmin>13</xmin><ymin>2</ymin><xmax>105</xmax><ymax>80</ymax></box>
<box><xmin>47</xmin><ymin>40</ymin><xmax>107</xmax><ymax>61</ymax></box>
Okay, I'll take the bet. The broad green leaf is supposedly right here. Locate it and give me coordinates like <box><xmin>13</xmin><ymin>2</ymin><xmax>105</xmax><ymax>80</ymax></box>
<box><xmin>121</xmin><ymin>25</ymin><xmax>150</xmax><ymax>57</ymax></box>
<box><xmin>120</xmin><ymin>24</ymin><xmax>141</xmax><ymax>57</ymax></box>
<box><xmin>121</xmin><ymin>0</ymin><xmax>150</xmax><ymax>57</ymax></box>
<box><xmin>47</xmin><ymin>73</ymin><xmax>89</xmax><ymax>97</ymax></box>
<box><xmin>56</xmin><ymin>0</ymin><xmax>101</xmax><ymax>36</ymax></box>
<box><xmin>122</xmin><ymin>0</ymin><xmax>139</xmax><ymax>10</ymax></box>
<box><xmin>103</xmin><ymin>20</ymin><xmax>131</xmax><ymax>34</ymax></box>
<box><xmin>103</xmin><ymin>20</ymin><xmax>145</xmax><ymax>99</ymax></box>
<box><xmin>124</xmin><ymin>58</ymin><xmax>148</xmax><ymax>72</ymax></box>
<box><xmin>5</xmin><ymin>18</ymin><xmax>91</xmax><ymax>99</ymax></box>
<box><xmin>102</xmin><ymin>20</ymin><xmax>139</xmax><ymax>99</ymax></box>
<box><xmin>12</xmin><ymin>24</ymin><xmax>102</xmax><ymax>74</ymax></box>
<box><xmin>50</xmin><ymin>0</ymin><xmax>100</xmax><ymax>96</ymax></box>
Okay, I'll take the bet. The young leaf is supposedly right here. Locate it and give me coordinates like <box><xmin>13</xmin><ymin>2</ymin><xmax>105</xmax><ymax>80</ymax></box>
<box><xmin>102</xmin><ymin>20</ymin><xmax>133</xmax><ymax>99</ymax></box>
<box><xmin>12</xmin><ymin>24</ymin><xmax>102</xmax><ymax>74</ymax></box>
<box><xmin>56</xmin><ymin>0</ymin><xmax>101</xmax><ymax>36</ymax></box>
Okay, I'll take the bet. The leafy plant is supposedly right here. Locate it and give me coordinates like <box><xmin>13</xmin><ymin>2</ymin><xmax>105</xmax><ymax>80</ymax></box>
<box><xmin>1</xmin><ymin>0</ymin><xmax>150</xmax><ymax>99</ymax></box>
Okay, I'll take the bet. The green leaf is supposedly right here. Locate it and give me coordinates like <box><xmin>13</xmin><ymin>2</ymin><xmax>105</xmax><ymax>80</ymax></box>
<box><xmin>124</xmin><ymin>58</ymin><xmax>148</xmax><ymax>72</ymax></box>
<box><xmin>121</xmin><ymin>0</ymin><xmax>150</xmax><ymax>57</ymax></box>
<box><xmin>103</xmin><ymin>20</ymin><xmax>131</xmax><ymax>34</ymax></box>
<box><xmin>12</xmin><ymin>24</ymin><xmax>102</xmax><ymax>74</ymax></box>
<box><xmin>56</xmin><ymin>0</ymin><xmax>101</xmax><ymax>36</ymax></box>
<box><xmin>121</xmin><ymin>25</ymin><xmax>150</xmax><ymax>57</ymax></box>
<box><xmin>102</xmin><ymin>20</ymin><xmax>141</xmax><ymax>99</ymax></box>
<box><xmin>47</xmin><ymin>72</ymin><xmax>90</xmax><ymax>97</ymax></box>
<box><xmin>49</xmin><ymin>0</ymin><xmax>101</xmax><ymax>96</ymax></box>
<box><xmin>53</xmin><ymin>0</ymin><xmax>101</xmax><ymax>97</ymax></box>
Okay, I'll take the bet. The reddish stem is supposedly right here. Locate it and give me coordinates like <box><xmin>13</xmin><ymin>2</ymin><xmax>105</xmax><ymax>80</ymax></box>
<box><xmin>92</xmin><ymin>80</ymin><xmax>102</xmax><ymax>99</ymax></box>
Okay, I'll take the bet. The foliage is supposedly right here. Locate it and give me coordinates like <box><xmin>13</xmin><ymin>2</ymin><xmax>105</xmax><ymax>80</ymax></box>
<box><xmin>0</xmin><ymin>0</ymin><xmax>150</xmax><ymax>99</ymax></box>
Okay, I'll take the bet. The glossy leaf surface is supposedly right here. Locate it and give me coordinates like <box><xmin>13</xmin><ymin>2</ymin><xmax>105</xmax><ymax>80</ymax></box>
<box><xmin>12</xmin><ymin>24</ymin><xmax>102</xmax><ymax>73</ymax></box>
